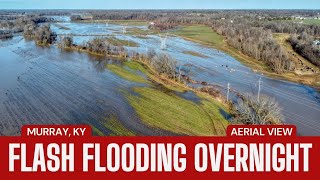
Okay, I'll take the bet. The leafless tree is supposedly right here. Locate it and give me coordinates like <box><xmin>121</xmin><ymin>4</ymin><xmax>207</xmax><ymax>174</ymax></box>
<box><xmin>58</xmin><ymin>35</ymin><xmax>73</xmax><ymax>48</ymax></box>
<box><xmin>289</xmin><ymin>33</ymin><xmax>320</xmax><ymax>67</ymax></box>
<box><xmin>151</xmin><ymin>54</ymin><xmax>177</xmax><ymax>79</ymax></box>
<box><xmin>23</xmin><ymin>23</ymin><xmax>36</xmax><ymax>36</ymax></box>
<box><xmin>33</xmin><ymin>25</ymin><xmax>57</xmax><ymax>45</ymax></box>
<box><xmin>232</xmin><ymin>94</ymin><xmax>284</xmax><ymax>125</ymax></box>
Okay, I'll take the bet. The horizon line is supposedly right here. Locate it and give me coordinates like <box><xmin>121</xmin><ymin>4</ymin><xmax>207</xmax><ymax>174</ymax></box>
<box><xmin>1</xmin><ymin>8</ymin><xmax>320</xmax><ymax>10</ymax></box>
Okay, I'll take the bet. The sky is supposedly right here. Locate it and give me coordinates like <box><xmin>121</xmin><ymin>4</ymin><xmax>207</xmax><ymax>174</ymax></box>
<box><xmin>0</xmin><ymin>0</ymin><xmax>320</xmax><ymax>10</ymax></box>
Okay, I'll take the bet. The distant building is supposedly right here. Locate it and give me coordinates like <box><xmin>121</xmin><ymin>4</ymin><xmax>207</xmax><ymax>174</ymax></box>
<box><xmin>313</xmin><ymin>40</ymin><xmax>320</xmax><ymax>46</ymax></box>
<box><xmin>81</xmin><ymin>13</ymin><xmax>93</xmax><ymax>20</ymax></box>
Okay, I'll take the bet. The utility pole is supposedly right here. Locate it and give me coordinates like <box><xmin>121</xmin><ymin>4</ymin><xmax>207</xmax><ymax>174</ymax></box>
<box><xmin>258</xmin><ymin>77</ymin><xmax>262</xmax><ymax>102</ymax></box>
<box><xmin>106</xmin><ymin>20</ymin><xmax>110</xmax><ymax>27</ymax></box>
<box><xmin>122</xmin><ymin>24</ymin><xmax>127</xmax><ymax>34</ymax></box>
<box><xmin>160</xmin><ymin>33</ymin><xmax>168</xmax><ymax>50</ymax></box>
<box><xmin>227</xmin><ymin>83</ymin><xmax>230</xmax><ymax>102</ymax></box>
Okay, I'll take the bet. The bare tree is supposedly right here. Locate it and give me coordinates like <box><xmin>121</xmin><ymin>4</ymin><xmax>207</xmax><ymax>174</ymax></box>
<box><xmin>289</xmin><ymin>33</ymin><xmax>320</xmax><ymax>67</ymax></box>
<box><xmin>58</xmin><ymin>36</ymin><xmax>73</xmax><ymax>48</ymax></box>
<box><xmin>151</xmin><ymin>54</ymin><xmax>177</xmax><ymax>79</ymax></box>
<box><xmin>23</xmin><ymin>23</ymin><xmax>36</xmax><ymax>36</ymax></box>
<box><xmin>33</xmin><ymin>25</ymin><xmax>57</xmax><ymax>45</ymax></box>
<box><xmin>232</xmin><ymin>94</ymin><xmax>284</xmax><ymax>125</ymax></box>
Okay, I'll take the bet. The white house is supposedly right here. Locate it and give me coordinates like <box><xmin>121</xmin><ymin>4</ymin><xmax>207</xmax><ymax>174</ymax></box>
<box><xmin>313</xmin><ymin>40</ymin><xmax>320</xmax><ymax>45</ymax></box>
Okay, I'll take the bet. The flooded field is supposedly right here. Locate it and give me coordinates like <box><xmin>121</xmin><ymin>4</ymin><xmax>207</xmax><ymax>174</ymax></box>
<box><xmin>1</xmin><ymin>18</ymin><xmax>320</xmax><ymax>135</ymax></box>
<box><xmin>0</xmin><ymin>37</ymin><xmax>177</xmax><ymax>136</ymax></box>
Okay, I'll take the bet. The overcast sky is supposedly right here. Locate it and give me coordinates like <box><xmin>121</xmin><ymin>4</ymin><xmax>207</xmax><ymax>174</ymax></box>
<box><xmin>0</xmin><ymin>0</ymin><xmax>320</xmax><ymax>9</ymax></box>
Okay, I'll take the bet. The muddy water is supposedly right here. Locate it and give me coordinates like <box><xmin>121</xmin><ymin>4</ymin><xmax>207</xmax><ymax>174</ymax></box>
<box><xmin>51</xmin><ymin>21</ymin><xmax>320</xmax><ymax>135</ymax></box>
<box><xmin>0</xmin><ymin>37</ymin><xmax>175</xmax><ymax>136</ymax></box>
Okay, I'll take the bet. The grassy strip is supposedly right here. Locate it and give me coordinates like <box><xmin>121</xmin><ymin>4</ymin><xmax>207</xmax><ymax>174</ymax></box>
<box><xmin>91</xmin><ymin>125</ymin><xmax>104</xmax><ymax>136</ymax></box>
<box><xmin>52</xmin><ymin>23</ymin><xmax>71</xmax><ymax>30</ymax></box>
<box><xmin>126</xmin><ymin>27</ymin><xmax>155</xmax><ymax>36</ymax></box>
<box><xmin>107</xmin><ymin>63</ymin><xmax>149</xmax><ymax>83</ymax></box>
<box><xmin>127</xmin><ymin>87</ymin><xmax>228</xmax><ymax>136</ymax></box>
<box><xmin>183</xmin><ymin>51</ymin><xmax>208</xmax><ymax>58</ymax></box>
<box><xmin>106</xmin><ymin>37</ymin><xmax>138</xmax><ymax>47</ymax></box>
<box><xmin>104</xmin><ymin>116</ymin><xmax>135</xmax><ymax>136</ymax></box>
<box><xmin>124</xmin><ymin>61</ymin><xmax>148</xmax><ymax>74</ymax></box>
<box><xmin>90</xmin><ymin>117</ymin><xmax>135</xmax><ymax>136</ymax></box>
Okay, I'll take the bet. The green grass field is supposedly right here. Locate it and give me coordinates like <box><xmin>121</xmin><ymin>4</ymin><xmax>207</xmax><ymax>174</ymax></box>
<box><xmin>90</xmin><ymin>116</ymin><xmax>135</xmax><ymax>136</ymax></box>
<box><xmin>123</xmin><ymin>61</ymin><xmax>149</xmax><ymax>74</ymax></box>
<box><xmin>106</xmin><ymin>37</ymin><xmax>138</xmax><ymax>47</ymax></box>
<box><xmin>104</xmin><ymin>116</ymin><xmax>135</xmax><ymax>136</ymax></box>
<box><xmin>174</xmin><ymin>25</ymin><xmax>224</xmax><ymax>47</ymax></box>
<box><xmin>126</xmin><ymin>27</ymin><xmax>156</xmax><ymax>36</ymax></box>
<box><xmin>128</xmin><ymin>87</ymin><xmax>229</xmax><ymax>136</ymax></box>
<box><xmin>107</xmin><ymin>64</ymin><xmax>148</xmax><ymax>83</ymax></box>
<box><xmin>107</xmin><ymin>63</ymin><xmax>149</xmax><ymax>83</ymax></box>
<box><xmin>301</xmin><ymin>19</ymin><xmax>320</xmax><ymax>25</ymax></box>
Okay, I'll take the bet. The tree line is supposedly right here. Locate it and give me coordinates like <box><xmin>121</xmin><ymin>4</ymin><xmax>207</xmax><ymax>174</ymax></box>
<box><xmin>289</xmin><ymin>32</ymin><xmax>320</xmax><ymax>67</ymax></box>
<box><xmin>0</xmin><ymin>15</ymin><xmax>52</xmax><ymax>41</ymax></box>
<box><xmin>212</xmin><ymin>19</ymin><xmax>295</xmax><ymax>73</ymax></box>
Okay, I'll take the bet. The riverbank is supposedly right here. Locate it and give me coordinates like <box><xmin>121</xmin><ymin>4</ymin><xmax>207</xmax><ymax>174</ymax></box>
<box><xmin>173</xmin><ymin>25</ymin><xmax>320</xmax><ymax>89</ymax></box>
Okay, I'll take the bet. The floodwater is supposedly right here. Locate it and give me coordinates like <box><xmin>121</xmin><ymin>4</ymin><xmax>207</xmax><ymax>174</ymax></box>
<box><xmin>0</xmin><ymin>36</ymin><xmax>175</xmax><ymax>136</ymax></box>
<box><xmin>1</xmin><ymin>18</ymin><xmax>320</xmax><ymax>135</ymax></box>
